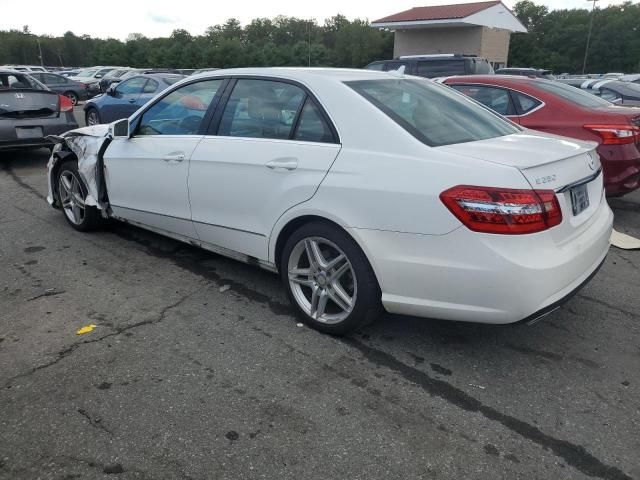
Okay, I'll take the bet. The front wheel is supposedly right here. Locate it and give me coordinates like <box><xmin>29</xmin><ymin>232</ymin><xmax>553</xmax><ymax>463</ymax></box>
<box><xmin>280</xmin><ymin>222</ymin><xmax>381</xmax><ymax>335</ymax></box>
<box><xmin>57</xmin><ymin>161</ymin><xmax>104</xmax><ymax>231</ymax></box>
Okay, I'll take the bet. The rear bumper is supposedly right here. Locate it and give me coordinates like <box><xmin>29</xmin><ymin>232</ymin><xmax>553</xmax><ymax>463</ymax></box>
<box><xmin>0</xmin><ymin>115</ymin><xmax>78</xmax><ymax>150</ymax></box>
<box><xmin>599</xmin><ymin>144</ymin><xmax>640</xmax><ymax>196</ymax></box>
<box><xmin>349</xmin><ymin>194</ymin><xmax>613</xmax><ymax>324</ymax></box>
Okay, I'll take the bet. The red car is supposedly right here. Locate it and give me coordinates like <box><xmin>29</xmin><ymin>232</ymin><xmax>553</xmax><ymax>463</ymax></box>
<box><xmin>441</xmin><ymin>75</ymin><xmax>640</xmax><ymax>196</ymax></box>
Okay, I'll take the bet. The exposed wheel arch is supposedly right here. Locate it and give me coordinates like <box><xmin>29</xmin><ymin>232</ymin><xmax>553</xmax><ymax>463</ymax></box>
<box><xmin>273</xmin><ymin>215</ymin><xmax>380</xmax><ymax>290</ymax></box>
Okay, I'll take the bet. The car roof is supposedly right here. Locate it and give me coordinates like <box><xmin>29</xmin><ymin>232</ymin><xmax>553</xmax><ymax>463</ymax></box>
<box><xmin>443</xmin><ymin>74</ymin><xmax>546</xmax><ymax>85</ymax></box>
<box><xmin>0</xmin><ymin>68</ymin><xmax>29</xmax><ymax>75</ymax></box>
<box><xmin>191</xmin><ymin>67</ymin><xmax>400</xmax><ymax>83</ymax></box>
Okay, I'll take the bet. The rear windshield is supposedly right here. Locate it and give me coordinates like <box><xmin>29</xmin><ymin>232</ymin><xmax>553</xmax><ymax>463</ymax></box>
<box><xmin>346</xmin><ymin>78</ymin><xmax>519</xmax><ymax>147</ymax></box>
<box><xmin>0</xmin><ymin>73</ymin><xmax>44</xmax><ymax>90</ymax></box>
<box><xmin>533</xmin><ymin>80</ymin><xmax>611</xmax><ymax>107</ymax></box>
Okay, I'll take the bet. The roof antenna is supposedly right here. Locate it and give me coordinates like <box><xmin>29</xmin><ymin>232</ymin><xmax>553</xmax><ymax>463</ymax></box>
<box><xmin>389</xmin><ymin>65</ymin><xmax>405</xmax><ymax>77</ymax></box>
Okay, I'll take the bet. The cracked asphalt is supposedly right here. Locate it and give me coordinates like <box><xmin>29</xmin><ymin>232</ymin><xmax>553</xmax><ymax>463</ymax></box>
<box><xmin>1</xmin><ymin>139</ymin><xmax>639</xmax><ymax>479</ymax></box>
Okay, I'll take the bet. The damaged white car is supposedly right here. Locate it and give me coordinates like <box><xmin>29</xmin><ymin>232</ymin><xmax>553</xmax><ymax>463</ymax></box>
<box><xmin>47</xmin><ymin>68</ymin><xmax>612</xmax><ymax>335</ymax></box>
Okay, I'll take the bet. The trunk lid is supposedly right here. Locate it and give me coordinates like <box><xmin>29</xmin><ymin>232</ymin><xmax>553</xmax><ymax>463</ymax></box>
<box><xmin>437</xmin><ymin>131</ymin><xmax>606</xmax><ymax>239</ymax></box>
<box><xmin>0</xmin><ymin>89</ymin><xmax>60</xmax><ymax>119</ymax></box>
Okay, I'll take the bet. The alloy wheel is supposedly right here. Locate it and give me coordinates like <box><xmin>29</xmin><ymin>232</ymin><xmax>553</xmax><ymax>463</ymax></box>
<box><xmin>87</xmin><ymin>111</ymin><xmax>99</xmax><ymax>125</ymax></box>
<box><xmin>58</xmin><ymin>171</ymin><xmax>86</xmax><ymax>225</ymax></box>
<box><xmin>287</xmin><ymin>237</ymin><xmax>357</xmax><ymax>324</ymax></box>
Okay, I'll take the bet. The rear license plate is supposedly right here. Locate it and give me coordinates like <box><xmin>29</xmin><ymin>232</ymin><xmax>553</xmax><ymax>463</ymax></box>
<box><xmin>15</xmin><ymin>127</ymin><xmax>43</xmax><ymax>139</ymax></box>
<box><xmin>570</xmin><ymin>184</ymin><xmax>590</xmax><ymax>216</ymax></box>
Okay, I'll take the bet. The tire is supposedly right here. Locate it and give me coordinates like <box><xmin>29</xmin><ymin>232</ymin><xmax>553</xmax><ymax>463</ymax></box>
<box><xmin>63</xmin><ymin>91</ymin><xmax>79</xmax><ymax>106</ymax></box>
<box><xmin>280</xmin><ymin>221</ymin><xmax>382</xmax><ymax>335</ymax></box>
<box><xmin>85</xmin><ymin>108</ymin><xmax>100</xmax><ymax>126</ymax></box>
<box><xmin>56</xmin><ymin>160</ymin><xmax>104</xmax><ymax>231</ymax></box>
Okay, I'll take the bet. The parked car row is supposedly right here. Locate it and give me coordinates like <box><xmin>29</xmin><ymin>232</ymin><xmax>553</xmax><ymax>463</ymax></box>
<box><xmin>84</xmin><ymin>73</ymin><xmax>185</xmax><ymax>125</ymax></box>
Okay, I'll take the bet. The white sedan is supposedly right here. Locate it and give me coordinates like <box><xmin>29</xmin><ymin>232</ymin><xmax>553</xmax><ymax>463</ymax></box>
<box><xmin>46</xmin><ymin>68</ymin><xmax>613</xmax><ymax>335</ymax></box>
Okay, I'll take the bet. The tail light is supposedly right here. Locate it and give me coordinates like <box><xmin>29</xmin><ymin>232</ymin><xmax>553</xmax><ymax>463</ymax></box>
<box><xmin>440</xmin><ymin>185</ymin><xmax>562</xmax><ymax>235</ymax></box>
<box><xmin>59</xmin><ymin>94</ymin><xmax>73</xmax><ymax>112</ymax></box>
<box><xmin>78</xmin><ymin>82</ymin><xmax>87</xmax><ymax>88</ymax></box>
<box><xmin>584</xmin><ymin>124</ymin><xmax>640</xmax><ymax>145</ymax></box>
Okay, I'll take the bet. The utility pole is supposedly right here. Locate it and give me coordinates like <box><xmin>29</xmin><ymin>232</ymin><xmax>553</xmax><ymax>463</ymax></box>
<box><xmin>582</xmin><ymin>0</ymin><xmax>598</xmax><ymax>74</ymax></box>
<box><xmin>308</xmin><ymin>20</ymin><xmax>312</xmax><ymax>67</ymax></box>
<box><xmin>36</xmin><ymin>38</ymin><xmax>44</xmax><ymax>67</ymax></box>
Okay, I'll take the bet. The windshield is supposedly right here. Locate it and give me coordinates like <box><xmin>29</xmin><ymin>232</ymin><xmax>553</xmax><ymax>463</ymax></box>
<box><xmin>534</xmin><ymin>80</ymin><xmax>612</xmax><ymax>107</ymax></box>
<box><xmin>76</xmin><ymin>69</ymin><xmax>98</xmax><ymax>77</ymax></box>
<box><xmin>346</xmin><ymin>78</ymin><xmax>519</xmax><ymax>147</ymax></box>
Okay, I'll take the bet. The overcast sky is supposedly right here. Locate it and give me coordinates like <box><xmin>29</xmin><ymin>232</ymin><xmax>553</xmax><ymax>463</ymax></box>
<box><xmin>1</xmin><ymin>0</ymin><xmax>630</xmax><ymax>39</ymax></box>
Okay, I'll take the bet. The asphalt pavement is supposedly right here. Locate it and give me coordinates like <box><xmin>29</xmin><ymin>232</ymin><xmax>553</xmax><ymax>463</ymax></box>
<box><xmin>0</xmin><ymin>109</ymin><xmax>639</xmax><ymax>479</ymax></box>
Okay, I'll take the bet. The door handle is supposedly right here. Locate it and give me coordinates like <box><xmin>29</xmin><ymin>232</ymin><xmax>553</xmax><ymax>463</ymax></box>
<box><xmin>266</xmin><ymin>158</ymin><xmax>298</xmax><ymax>171</ymax></box>
<box><xmin>163</xmin><ymin>153</ymin><xmax>185</xmax><ymax>162</ymax></box>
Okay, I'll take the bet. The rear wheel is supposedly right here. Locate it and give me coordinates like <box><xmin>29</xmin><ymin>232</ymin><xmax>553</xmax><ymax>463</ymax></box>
<box><xmin>63</xmin><ymin>91</ymin><xmax>79</xmax><ymax>106</ymax></box>
<box><xmin>280</xmin><ymin>221</ymin><xmax>381</xmax><ymax>335</ymax></box>
<box><xmin>57</xmin><ymin>161</ymin><xmax>104</xmax><ymax>231</ymax></box>
<box><xmin>85</xmin><ymin>108</ymin><xmax>100</xmax><ymax>126</ymax></box>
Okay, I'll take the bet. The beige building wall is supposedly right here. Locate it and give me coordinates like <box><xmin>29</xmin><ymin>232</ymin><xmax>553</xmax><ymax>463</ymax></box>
<box><xmin>479</xmin><ymin>27</ymin><xmax>511</xmax><ymax>66</ymax></box>
<box><xmin>393</xmin><ymin>26</ymin><xmax>511</xmax><ymax>66</ymax></box>
<box><xmin>393</xmin><ymin>27</ymin><xmax>483</xmax><ymax>58</ymax></box>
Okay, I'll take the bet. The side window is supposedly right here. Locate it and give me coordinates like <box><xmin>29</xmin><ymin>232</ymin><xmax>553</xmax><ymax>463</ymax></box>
<box><xmin>45</xmin><ymin>74</ymin><xmax>62</xmax><ymax>84</ymax></box>
<box><xmin>451</xmin><ymin>85</ymin><xmax>514</xmax><ymax>115</ymax></box>
<box><xmin>513</xmin><ymin>92</ymin><xmax>542</xmax><ymax>114</ymax></box>
<box><xmin>218</xmin><ymin>79</ymin><xmax>305</xmax><ymax>140</ymax></box>
<box><xmin>383</xmin><ymin>62</ymin><xmax>409</xmax><ymax>72</ymax></box>
<box><xmin>143</xmin><ymin>79</ymin><xmax>159</xmax><ymax>94</ymax></box>
<box><xmin>600</xmin><ymin>88</ymin><xmax>621</xmax><ymax>103</ymax></box>
<box><xmin>116</xmin><ymin>77</ymin><xmax>147</xmax><ymax>95</ymax></box>
<box><xmin>30</xmin><ymin>73</ymin><xmax>43</xmax><ymax>82</ymax></box>
<box><xmin>137</xmin><ymin>79</ymin><xmax>223</xmax><ymax>136</ymax></box>
<box><xmin>293</xmin><ymin>99</ymin><xmax>334</xmax><ymax>143</ymax></box>
<box><xmin>365</xmin><ymin>63</ymin><xmax>384</xmax><ymax>71</ymax></box>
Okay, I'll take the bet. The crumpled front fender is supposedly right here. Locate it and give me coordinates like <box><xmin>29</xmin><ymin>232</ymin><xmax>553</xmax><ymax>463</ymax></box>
<box><xmin>46</xmin><ymin>125</ymin><xmax>111</xmax><ymax>210</ymax></box>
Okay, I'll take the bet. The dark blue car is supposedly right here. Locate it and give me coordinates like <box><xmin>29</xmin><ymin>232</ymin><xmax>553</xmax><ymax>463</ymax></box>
<box><xmin>83</xmin><ymin>73</ymin><xmax>184</xmax><ymax>125</ymax></box>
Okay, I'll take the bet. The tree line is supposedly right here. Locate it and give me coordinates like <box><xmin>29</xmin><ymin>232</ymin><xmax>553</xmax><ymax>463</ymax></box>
<box><xmin>1</xmin><ymin>2</ymin><xmax>639</xmax><ymax>73</ymax></box>
<box><xmin>509</xmin><ymin>0</ymin><xmax>640</xmax><ymax>73</ymax></box>
<box><xmin>0</xmin><ymin>16</ymin><xmax>393</xmax><ymax>70</ymax></box>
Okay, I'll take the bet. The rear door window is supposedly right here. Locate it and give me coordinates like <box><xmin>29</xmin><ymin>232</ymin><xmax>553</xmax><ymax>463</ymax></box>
<box><xmin>218</xmin><ymin>79</ymin><xmax>305</xmax><ymax>140</ymax></box>
<box><xmin>513</xmin><ymin>91</ymin><xmax>542</xmax><ymax>114</ymax></box>
<box><xmin>450</xmin><ymin>85</ymin><xmax>515</xmax><ymax>116</ymax></box>
<box><xmin>292</xmin><ymin>99</ymin><xmax>334</xmax><ymax>143</ymax></box>
<box><xmin>347</xmin><ymin>78</ymin><xmax>518</xmax><ymax>147</ymax></box>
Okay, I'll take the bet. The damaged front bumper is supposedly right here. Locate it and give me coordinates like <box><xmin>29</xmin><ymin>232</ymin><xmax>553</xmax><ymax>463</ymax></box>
<box><xmin>46</xmin><ymin>125</ymin><xmax>111</xmax><ymax>210</ymax></box>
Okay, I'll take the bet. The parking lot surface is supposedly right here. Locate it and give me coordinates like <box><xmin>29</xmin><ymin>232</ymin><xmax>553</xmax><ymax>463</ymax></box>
<box><xmin>1</xmin><ymin>109</ymin><xmax>639</xmax><ymax>479</ymax></box>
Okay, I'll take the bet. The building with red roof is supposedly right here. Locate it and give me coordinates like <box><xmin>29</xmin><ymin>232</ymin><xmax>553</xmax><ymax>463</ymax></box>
<box><xmin>371</xmin><ymin>1</ymin><xmax>527</xmax><ymax>68</ymax></box>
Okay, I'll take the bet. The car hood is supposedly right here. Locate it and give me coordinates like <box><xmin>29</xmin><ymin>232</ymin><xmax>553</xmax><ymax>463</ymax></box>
<box><xmin>47</xmin><ymin>124</ymin><xmax>111</xmax><ymax>209</ymax></box>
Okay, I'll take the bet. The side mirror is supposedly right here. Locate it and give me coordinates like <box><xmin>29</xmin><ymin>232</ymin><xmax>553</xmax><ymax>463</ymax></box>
<box><xmin>612</xmin><ymin>98</ymin><xmax>623</xmax><ymax>105</ymax></box>
<box><xmin>106</xmin><ymin>84</ymin><xmax>117</xmax><ymax>96</ymax></box>
<box><xmin>110</xmin><ymin>118</ymin><xmax>130</xmax><ymax>138</ymax></box>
